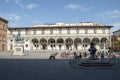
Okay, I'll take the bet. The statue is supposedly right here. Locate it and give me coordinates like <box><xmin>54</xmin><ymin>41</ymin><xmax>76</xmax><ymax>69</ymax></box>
<box><xmin>13</xmin><ymin>32</ymin><xmax>24</xmax><ymax>42</ymax></box>
<box><xmin>13</xmin><ymin>32</ymin><xmax>25</xmax><ymax>55</ymax></box>
<box><xmin>88</xmin><ymin>42</ymin><xmax>97</xmax><ymax>59</ymax></box>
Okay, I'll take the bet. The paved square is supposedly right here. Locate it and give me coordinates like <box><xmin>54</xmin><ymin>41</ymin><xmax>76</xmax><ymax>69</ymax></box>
<box><xmin>0</xmin><ymin>59</ymin><xmax>120</xmax><ymax>80</ymax></box>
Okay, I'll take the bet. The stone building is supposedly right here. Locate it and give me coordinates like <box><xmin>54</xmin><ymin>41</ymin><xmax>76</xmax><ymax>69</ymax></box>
<box><xmin>0</xmin><ymin>17</ymin><xmax>8</xmax><ymax>51</ymax></box>
<box><xmin>111</xmin><ymin>29</ymin><xmax>120</xmax><ymax>51</ymax></box>
<box><xmin>7</xmin><ymin>22</ymin><xmax>112</xmax><ymax>52</ymax></box>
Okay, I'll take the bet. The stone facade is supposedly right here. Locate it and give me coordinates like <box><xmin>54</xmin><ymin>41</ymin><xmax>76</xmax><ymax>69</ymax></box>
<box><xmin>0</xmin><ymin>17</ymin><xmax>8</xmax><ymax>51</ymax></box>
<box><xmin>111</xmin><ymin>29</ymin><xmax>120</xmax><ymax>51</ymax></box>
<box><xmin>7</xmin><ymin>22</ymin><xmax>112</xmax><ymax>51</ymax></box>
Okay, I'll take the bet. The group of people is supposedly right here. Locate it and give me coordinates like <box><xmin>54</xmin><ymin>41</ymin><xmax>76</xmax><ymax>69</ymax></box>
<box><xmin>94</xmin><ymin>50</ymin><xmax>120</xmax><ymax>59</ymax></box>
<box><xmin>73</xmin><ymin>52</ymin><xmax>87</xmax><ymax>60</ymax></box>
<box><xmin>73</xmin><ymin>50</ymin><xmax>119</xmax><ymax>60</ymax></box>
<box><xmin>48</xmin><ymin>51</ymin><xmax>88</xmax><ymax>60</ymax></box>
<box><xmin>48</xmin><ymin>50</ymin><xmax>120</xmax><ymax>60</ymax></box>
<box><xmin>95</xmin><ymin>51</ymin><xmax>105</xmax><ymax>59</ymax></box>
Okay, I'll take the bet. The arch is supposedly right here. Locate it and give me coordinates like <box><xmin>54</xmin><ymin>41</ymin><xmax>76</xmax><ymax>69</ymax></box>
<box><xmin>74</xmin><ymin>38</ymin><xmax>82</xmax><ymax>44</ymax></box>
<box><xmin>65</xmin><ymin>38</ymin><xmax>73</xmax><ymax>45</ymax></box>
<box><xmin>57</xmin><ymin>38</ymin><xmax>64</xmax><ymax>50</ymax></box>
<box><xmin>74</xmin><ymin>38</ymin><xmax>82</xmax><ymax>50</ymax></box>
<box><xmin>83</xmin><ymin>38</ymin><xmax>90</xmax><ymax>43</ymax></box>
<box><xmin>100</xmin><ymin>37</ymin><xmax>108</xmax><ymax>49</ymax></box>
<box><xmin>40</xmin><ymin>38</ymin><xmax>47</xmax><ymax>50</ymax></box>
<box><xmin>48</xmin><ymin>38</ymin><xmax>56</xmax><ymax>50</ymax></box>
<box><xmin>65</xmin><ymin>38</ymin><xmax>73</xmax><ymax>50</ymax></box>
<box><xmin>101</xmin><ymin>37</ymin><xmax>108</xmax><ymax>43</ymax></box>
<box><xmin>48</xmin><ymin>38</ymin><xmax>55</xmax><ymax>44</ymax></box>
<box><xmin>57</xmin><ymin>38</ymin><xmax>64</xmax><ymax>44</ymax></box>
<box><xmin>92</xmin><ymin>38</ymin><xmax>99</xmax><ymax>44</ymax></box>
<box><xmin>32</xmin><ymin>38</ymin><xmax>38</xmax><ymax>43</ymax></box>
<box><xmin>31</xmin><ymin>38</ymin><xmax>39</xmax><ymax>47</ymax></box>
<box><xmin>40</xmin><ymin>38</ymin><xmax>47</xmax><ymax>44</ymax></box>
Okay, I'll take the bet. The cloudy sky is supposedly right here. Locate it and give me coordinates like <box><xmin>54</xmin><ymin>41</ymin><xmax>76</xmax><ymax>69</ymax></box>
<box><xmin>0</xmin><ymin>0</ymin><xmax>120</xmax><ymax>32</ymax></box>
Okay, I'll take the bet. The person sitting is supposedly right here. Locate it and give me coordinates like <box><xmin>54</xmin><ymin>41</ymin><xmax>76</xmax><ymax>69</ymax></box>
<box><xmin>95</xmin><ymin>51</ymin><xmax>100</xmax><ymax>58</ymax></box>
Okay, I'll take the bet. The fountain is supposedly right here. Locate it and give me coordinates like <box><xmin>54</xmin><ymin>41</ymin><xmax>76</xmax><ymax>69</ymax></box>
<box><xmin>76</xmin><ymin>42</ymin><xmax>114</xmax><ymax>67</ymax></box>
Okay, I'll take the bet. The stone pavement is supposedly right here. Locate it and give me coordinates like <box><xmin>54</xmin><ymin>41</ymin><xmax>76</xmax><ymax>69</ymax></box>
<box><xmin>0</xmin><ymin>59</ymin><xmax>120</xmax><ymax>80</ymax></box>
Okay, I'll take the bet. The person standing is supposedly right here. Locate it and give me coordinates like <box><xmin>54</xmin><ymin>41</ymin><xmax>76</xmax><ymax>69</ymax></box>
<box><xmin>100</xmin><ymin>51</ymin><xmax>105</xmax><ymax>59</ymax></box>
<box><xmin>79</xmin><ymin>52</ymin><xmax>82</xmax><ymax>59</ymax></box>
<box><xmin>84</xmin><ymin>52</ymin><xmax>87</xmax><ymax>59</ymax></box>
<box><xmin>73</xmin><ymin>52</ymin><xmax>78</xmax><ymax>60</ymax></box>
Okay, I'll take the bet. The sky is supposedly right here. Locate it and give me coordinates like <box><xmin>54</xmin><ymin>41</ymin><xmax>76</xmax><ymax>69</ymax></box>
<box><xmin>0</xmin><ymin>0</ymin><xmax>120</xmax><ymax>32</ymax></box>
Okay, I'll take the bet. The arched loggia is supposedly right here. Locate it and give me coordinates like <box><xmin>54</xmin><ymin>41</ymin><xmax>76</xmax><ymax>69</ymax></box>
<box><xmin>32</xmin><ymin>38</ymin><xmax>38</xmax><ymax>47</ymax></box>
<box><xmin>74</xmin><ymin>38</ymin><xmax>82</xmax><ymax>50</ymax></box>
<box><xmin>57</xmin><ymin>38</ymin><xmax>64</xmax><ymax>50</ymax></box>
<box><xmin>48</xmin><ymin>38</ymin><xmax>55</xmax><ymax>50</ymax></box>
<box><xmin>83</xmin><ymin>38</ymin><xmax>90</xmax><ymax>49</ymax></box>
<box><xmin>65</xmin><ymin>38</ymin><xmax>73</xmax><ymax>50</ymax></box>
<box><xmin>40</xmin><ymin>38</ymin><xmax>47</xmax><ymax>50</ymax></box>
<box><xmin>100</xmin><ymin>37</ymin><xmax>108</xmax><ymax>49</ymax></box>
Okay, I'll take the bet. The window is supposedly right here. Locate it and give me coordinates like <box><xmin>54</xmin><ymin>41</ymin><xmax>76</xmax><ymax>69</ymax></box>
<box><xmin>42</xmin><ymin>28</ymin><xmax>44</xmax><ymax>34</ymax></box>
<box><xmin>102</xmin><ymin>29</ymin><xmax>105</xmax><ymax>33</ymax></box>
<box><xmin>59</xmin><ymin>28</ymin><xmax>62</xmax><ymax>34</ymax></box>
<box><xmin>26</xmin><ymin>44</ymin><xmax>28</xmax><ymax>47</ymax></box>
<box><xmin>1</xmin><ymin>26</ymin><xmax>3</xmax><ymax>30</ymax></box>
<box><xmin>83</xmin><ymin>44</ymin><xmax>88</xmax><ymax>47</ymax></box>
<box><xmin>2</xmin><ymin>34</ymin><xmax>5</xmax><ymax>41</ymax></box>
<box><xmin>85</xmin><ymin>44</ymin><xmax>88</xmax><ymax>47</ymax></box>
<box><xmin>11</xmin><ymin>40</ymin><xmax>13</xmax><ymax>42</ymax></box>
<box><xmin>33</xmin><ymin>30</ymin><xmax>36</xmax><ymax>35</ymax></box>
<box><xmin>50</xmin><ymin>28</ymin><xmax>53</xmax><ymax>34</ymax></box>
<box><xmin>26</xmin><ymin>29</ymin><xmax>28</xmax><ymax>35</ymax></box>
<box><xmin>76</xmin><ymin>29</ymin><xmax>79</xmax><ymax>34</ymax></box>
<box><xmin>67</xmin><ymin>28</ymin><xmax>70</xmax><ymax>34</ymax></box>
<box><xmin>94</xmin><ymin>28</ymin><xmax>97</xmax><ymax>34</ymax></box>
<box><xmin>3</xmin><ymin>24</ymin><xmax>5</xmax><ymax>30</ymax></box>
<box><xmin>85</xmin><ymin>29</ymin><xmax>88</xmax><ymax>34</ymax></box>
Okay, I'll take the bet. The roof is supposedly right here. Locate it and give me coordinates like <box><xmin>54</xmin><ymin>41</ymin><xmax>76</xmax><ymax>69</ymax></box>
<box><xmin>0</xmin><ymin>17</ymin><xmax>8</xmax><ymax>23</ymax></box>
<box><xmin>8</xmin><ymin>22</ymin><xmax>113</xmax><ymax>29</ymax></box>
<box><xmin>113</xmin><ymin>29</ymin><xmax>120</xmax><ymax>33</ymax></box>
<box><xmin>30</xmin><ymin>22</ymin><xmax>112</xmax><ymax>27</ymax></box>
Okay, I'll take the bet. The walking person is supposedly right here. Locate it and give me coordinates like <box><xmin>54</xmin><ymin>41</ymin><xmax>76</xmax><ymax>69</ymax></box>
<box><xmin>49</xmin><ymin>53</ymin><xmax>58</xmax><ymax>60</ymax></box>
<box><xmin>73</xmin><ymin>52</ymin><xmax>77</xmax><ymax>60</ymax></box>
<box><xmin>100</xmin><ymin>51</ymin><xmax>105</xmax><ymax>59</ymax></box>
<box><xmin>84</xmin><ymin>52</ymin><xmax>87</xmax><ymax>59</ymax></box>
<box><xmin>79</xmin><ymin>52</ymin><xmax>82</xmax><ymax>59</ymax></box>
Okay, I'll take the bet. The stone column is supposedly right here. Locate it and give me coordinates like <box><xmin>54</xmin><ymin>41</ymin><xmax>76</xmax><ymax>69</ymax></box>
<box><xmin>109</xmin><ymin>35</ymin><xmax>111</xmax><ymax>47</ymax></box>
<box><xmin>64</xmin><ymin>37</ymin><xmax>66</xmax><ymax>50</ymax></box>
